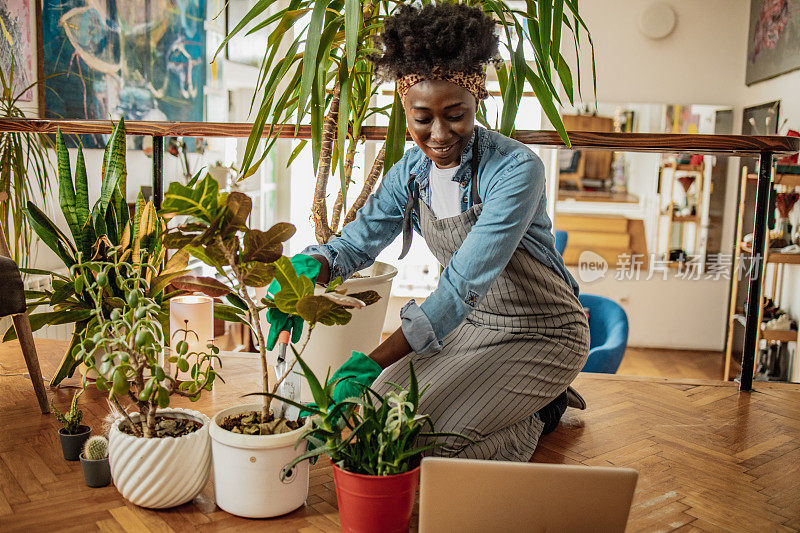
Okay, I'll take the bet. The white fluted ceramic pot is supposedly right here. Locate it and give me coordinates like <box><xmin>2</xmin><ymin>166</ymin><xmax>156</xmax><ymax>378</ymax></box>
<box><xmin>210</xmin><ymin>403</ymin><xmax>312</xmax><ymax>518</ymax></box>
<box><xmin>108</xmin><ymin>408</ymin><xmax>211</xmax><ymax>508</ymax></box>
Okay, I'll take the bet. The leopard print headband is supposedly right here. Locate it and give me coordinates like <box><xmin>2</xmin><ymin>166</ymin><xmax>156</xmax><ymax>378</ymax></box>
<box><xmin>397</xmin><ymin>67</ymin><xmax>488</xmax><ymax>105</ymax></box>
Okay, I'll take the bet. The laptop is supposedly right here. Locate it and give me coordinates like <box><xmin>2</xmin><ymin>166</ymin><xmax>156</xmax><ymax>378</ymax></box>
<box><xmin>419</xmin><ymin>457</ymin><xmax>638</xmax><ymax>533</ymax></box>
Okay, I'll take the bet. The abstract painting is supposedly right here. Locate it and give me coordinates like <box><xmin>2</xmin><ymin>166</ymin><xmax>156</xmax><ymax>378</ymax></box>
<box><xmin>746</xmin><ymin>0</ymin><xmax>800</xmax><ymax>85</ymax></box>
<box><xmin>42</xmin><ymin>0</ymin><xmax>206</xmax><ymax>147</ymax></box>
<box><xmin>0</xmin><ymin>0</ymin><xmax>36</xmax><ymax>101</ymax></box>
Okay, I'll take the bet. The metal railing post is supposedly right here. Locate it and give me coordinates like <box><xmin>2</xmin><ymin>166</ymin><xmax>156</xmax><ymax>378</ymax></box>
<box><xmin>152</xmin><ymin>135</ymin><xmax>164</xmax><ymax>209</ymax></box>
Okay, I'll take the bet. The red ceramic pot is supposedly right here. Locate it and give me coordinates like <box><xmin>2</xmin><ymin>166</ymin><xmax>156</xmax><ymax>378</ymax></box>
<box><xmin>332</xmin><ymin>461</ymin><xmax>420</xmax><ymax>533</ymax></box>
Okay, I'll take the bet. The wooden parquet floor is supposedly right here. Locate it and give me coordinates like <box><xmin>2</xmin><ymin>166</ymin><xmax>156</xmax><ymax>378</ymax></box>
<box><xmin>1</xmin><ymin>339</ymin><xmax>799</xmax><ymax>532</ymax></box>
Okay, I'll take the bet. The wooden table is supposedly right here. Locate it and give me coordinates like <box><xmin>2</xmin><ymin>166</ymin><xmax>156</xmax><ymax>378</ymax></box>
<box><xmin>1</xmin><ymin>339</ymin><xmax>799</xmax><ymax>532</ymax></box>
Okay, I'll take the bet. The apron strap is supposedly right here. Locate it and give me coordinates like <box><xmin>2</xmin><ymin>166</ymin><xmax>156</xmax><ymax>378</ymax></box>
<box><xmin>398</xmin><ymin>128</ymin><xmax>481</xmax><ymax>260</ymax></box>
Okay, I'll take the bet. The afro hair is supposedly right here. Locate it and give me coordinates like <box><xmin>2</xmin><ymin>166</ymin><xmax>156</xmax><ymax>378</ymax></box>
<box><xmin>370</xmin><ymin>3</ymin><xmax>499</xmax><ymax>81</ymax></box>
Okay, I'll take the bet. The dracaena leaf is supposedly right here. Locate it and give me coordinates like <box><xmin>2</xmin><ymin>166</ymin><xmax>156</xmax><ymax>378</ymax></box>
<box><xmin>171</xmin><ymin>275</ymin><xmax>231</xmax><ymax>297</ymax></box>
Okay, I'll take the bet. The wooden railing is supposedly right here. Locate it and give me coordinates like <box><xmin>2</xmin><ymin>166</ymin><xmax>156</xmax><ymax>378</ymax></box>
<box><xmin>1</xmin><ymin>117</ymin><xmax>798</xmax><ymax>392</ymax></box>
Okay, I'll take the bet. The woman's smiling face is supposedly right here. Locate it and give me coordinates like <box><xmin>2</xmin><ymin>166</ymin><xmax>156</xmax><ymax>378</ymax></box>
<box><xmin>404</xmin><ymin>79</ymin><xmax>476</xmax><ymax>169</ymax></box>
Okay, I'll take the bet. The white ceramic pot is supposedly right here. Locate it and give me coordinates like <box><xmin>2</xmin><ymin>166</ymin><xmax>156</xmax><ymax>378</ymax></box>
<box><xmin>108</xmin><ymin>408</ymin><xmax>211</xmax><ymax>509</ymax></box>
<box><xmin>298</xmin><ymin>261</ymin><xmax>397</xmax><ymax>401</ymax></box>
<box><xmin>209</xmin><ymin>403</ymin><xmax>312</xmax><ymax>518</ymax></box>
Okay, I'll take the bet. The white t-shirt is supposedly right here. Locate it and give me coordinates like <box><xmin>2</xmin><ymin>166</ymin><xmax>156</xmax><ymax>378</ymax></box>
<box><xmin>429</xmin><ymin>164</ymin><xmax>463</xmax><ymax>219</ymax></box>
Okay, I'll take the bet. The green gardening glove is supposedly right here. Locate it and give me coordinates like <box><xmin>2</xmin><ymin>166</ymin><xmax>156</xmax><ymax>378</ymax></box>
<box><xmin>329</xmin><ymin>351</ymin><xmax>383</xmax><ymax>404</ymax></box>
<box><xmin>265</xmin><ymin>254</ymin><xmax>322</xmax><ymax>350</ymax></box>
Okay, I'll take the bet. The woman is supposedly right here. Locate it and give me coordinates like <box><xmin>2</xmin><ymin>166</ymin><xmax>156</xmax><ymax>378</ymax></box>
<box><xmin>302</xmin><ymin>3</ymin><xmax>589</xmax><ymax>462</ymax></box>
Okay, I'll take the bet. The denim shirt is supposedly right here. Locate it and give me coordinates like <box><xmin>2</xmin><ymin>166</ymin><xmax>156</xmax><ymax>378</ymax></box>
<box><xmin>303</xmin><ymin>127</ymin><xmax>579</xmax><ymax>356</ymax></box>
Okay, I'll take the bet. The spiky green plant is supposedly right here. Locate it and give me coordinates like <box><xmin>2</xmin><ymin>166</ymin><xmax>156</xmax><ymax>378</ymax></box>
<box><xmin>51</xmin><ymin>389</ymin><xmax>84</xmax><ymax>434</ymax></box>
<box><xmin>83</xmin><ymin>435</ymin><xmax>108</xmax><ymax>460</ymax></box>
<box><xmin>253</xmin><ymin>356</ymin><xmax>473</xmax><ymax>476</ymax></box>
<box><xmin>221</xmin><ymin>0</ymin><xmax>596</xmax><ymax>244</ymax></box>
<box><xmin>0</xmin><ymin>61</ymin><xmax>53</xmax><ymax>266</ymax></box>
<box><xmin>2</xmin><ymin>120</ymin><xmax>244</xmax><ymax>385</ymax></box>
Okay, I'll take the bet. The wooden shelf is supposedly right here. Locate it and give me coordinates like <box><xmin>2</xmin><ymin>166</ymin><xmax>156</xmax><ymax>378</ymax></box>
<box><xmin>746</xmin><ymin>172</ymin><xmax>800</xmax><ymax>188</ymax></box>
<box><xmin>672</xmin><ymin>214</ymin><xmax>699</xmax><ymax>223</ymax></box>
<box><xmin>731</xmin><ymin>314</ymin><xmax>798</xmax><ymax>342</ymax></box>
<box><xmin>675</xmin><ymin>164</ymin><xmax>705</xmax><ymax>173</ymax></box>
<box><xmin>738</xmin><ymin>243</ymin><xmax>800</xmax><ymax>264</ymax></box>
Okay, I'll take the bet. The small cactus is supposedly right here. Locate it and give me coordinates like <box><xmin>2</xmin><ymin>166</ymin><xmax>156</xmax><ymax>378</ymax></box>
<box><xmin>83</xmin><ymin>435</ymin><xmax>108</xmax><ymax>460</ymax></box>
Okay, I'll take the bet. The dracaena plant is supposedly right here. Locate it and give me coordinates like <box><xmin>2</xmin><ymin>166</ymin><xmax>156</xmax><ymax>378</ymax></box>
<box><xmin>74</xmin><ymin>252</ymin><xmax>220</xmax><ymax>438</ymax></box>
<box><xmin>3</xmin><ymin>119</ymin><xmax>241</xmax><ymax>386</ymax></box>
<box><xmin>0</xmin><ymin>60</ymin><xmax>53</xmax><ymax>266</ymax></box>
<box><xmin>255</xmin><ymin>355</ymin><xmax>471</xmax><ymax>476</ymax></box>
<box><xmin>161</xmin><ymin>174</ymin><xmax>380</xmax><ymax>427</ymax></box>
<box><xmin>221</xmin><ymin>0</ymin><xmax>595</xmax><ymax>244</ymax></box>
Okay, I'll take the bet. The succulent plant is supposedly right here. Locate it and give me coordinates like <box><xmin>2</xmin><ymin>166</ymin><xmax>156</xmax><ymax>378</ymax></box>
<box><xmin>83</xmin><ymin>436</ymin><xmax>108</xmax><ymax>460</ymax></box>
<box><xmin>51</xmin><ymin>390</ymin><xmax>84</xmax><ymax>434</ymax></box>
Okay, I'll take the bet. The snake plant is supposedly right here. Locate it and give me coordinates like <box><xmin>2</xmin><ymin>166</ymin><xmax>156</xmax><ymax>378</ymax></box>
<box><xmin>3</xmin><ymin>119</ymin><xmax>243</xmax><ymax>385</ymax></box>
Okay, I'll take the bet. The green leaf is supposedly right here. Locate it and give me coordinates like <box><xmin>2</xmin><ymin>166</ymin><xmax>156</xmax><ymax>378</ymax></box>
<box><xmin>383</xmin><ymin>92</ymin><xmax>407</xmax><ymax>176</ymax></box>
<box><xmin>24</xmin><ymin>202</ymin><xmax>76</xmax><ymax>267</ymax></box>
<box><xmin>242</xmin><ymin>223</ymin><xmax>296</xmax><ymax>263</ymax></box>
<box><xmin>224</xmin><ymin>191</ymin><xmax>253</xmax><ymax>228</ymax></box>
<box><xmin>344</xmin><ymin>0</ymin><xmax>359</xmax><ymax>70</ymax></box>
<box><xmin>272</xmin><ymin>256</ymin><xmax>314</xmax><ymax>314</ymax></box>
<box><xmin>74</xmin><ymin>146</ymin><xmax>92</xmax><ymax>258</ymax></box>
<box><xmin>161</xmin><ymin>174</ymin><xmax>221</xmax><ymax>222</ymax></box>
<box><xmin>346</xmin><ymin>290</ymin><xmax>380</xmax><ymax>306</ymax></box>
<box><xmin>112</xmin><ymin>367</ymin><xmax>130</xmax><ymax>397</ymax></box>
<box><xmin>241</xmin><ymin>263</ymin><xmax>276</xmax><ymax>287</ymax></box>
<box><xmin>56</xmin><ymin>129</ymin><xmax>81</xmax><ymax>250</ymax></box>
<box><xmin>99</xmin><ymin>118</ymin><xmax>126</xmax><ymax>216</ymax></box>
<box><xmin>295</xmin><ymin>295</ymin><xmax>352</xmax><ymax>326</ymax></box>
<box><xmin>213</xmin><ymin>302</ymin><xmax>247</xmax><ymax>324</ymax></box>
<box><xmin>336</xmin><ymin>70</ymin><xmax>352</xmax><ymax>206</ymax></box>
<box><xmin>171</xmin><ymin>275</ymin><xmax>231</xmax><ymax>297</ymax></box>
<box><xmin>297</xmin><ymin>0</ymin><xmax>328</xmax><ymax>119</ymax></box>
<box><xmin>525</xmin><ymin>66</ymin><xmax>571</xmax><ymax>147</ymax></box>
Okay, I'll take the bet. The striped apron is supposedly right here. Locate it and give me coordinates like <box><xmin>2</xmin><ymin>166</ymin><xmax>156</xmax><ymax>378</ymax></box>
<box><xmin>373</xmin><ymin>176</ymin><xmax>590</xmax><ymax>461</ymax></box>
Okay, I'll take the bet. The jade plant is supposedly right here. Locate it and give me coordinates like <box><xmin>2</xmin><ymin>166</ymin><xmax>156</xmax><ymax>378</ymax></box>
<box><xmin>258</xmin><ymin>356</ymin><xmax>471</xmax><ymax>476</ymax></box>
<box><xmin>83</xmin><ymin>435</ymin><xmax>109</xmax><ymax>460</ymax></box>
<box><xmin>161</xmin><ymin>174</ymin><xmax>379</xmax><ymax>432</ymax></box>
<box><xmin>3</xmin><ymin>119</ymin><xmax>243</xmax><ymax>386</ymax></box>
<box><xmin>51</xmin><ymin>389</ymin><xmax>84</xmax><ymax>434</ymax></box>
<box><xmin>74</xmin><ymin>251</ymin><xmax>220</xmax><ymax>438</ymax></box>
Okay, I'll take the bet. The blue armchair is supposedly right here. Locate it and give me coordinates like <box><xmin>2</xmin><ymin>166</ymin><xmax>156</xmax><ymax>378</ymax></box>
<box><xmin>554</xmin><ymin>230</ymin><xmax>568</xmax><ymax>256</ymax></box>
<box><xmin>578</xmin><ymin>294</ymin><xmax>629</xmax><ymax>373</ymax></box>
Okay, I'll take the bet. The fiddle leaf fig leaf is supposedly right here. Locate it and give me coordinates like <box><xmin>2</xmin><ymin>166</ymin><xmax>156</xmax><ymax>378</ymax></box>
<box><xmin>272</xmin><ymin>256</ymin><xmax>314</xmax><ymax>314</ymax></box>
<box><xmin>241</xmin><ymin>263</ymin><xmax>276</xmax><ymax>287</ymax></box>
<box><xmin>319</xmin><ymin>292</ymin><xmax>365</xmax><ymax>308</ymax></box>
<box><xmin>242</xmin><ymin>223</ymin><xmax>296</xmax><ymax>263</ymax></box>
<box><xmin>346</xmin><ymin>290</ymin><xmax>381</xmax><ymax>306</ymax></box>
<box><xmin>325</xmin><ymin>277</ymin><xmax>343</xmax><ymax>293</ymax></box>
<box><xmin>296</xmin><ymin>295</ymin><xmax>353</xmax><ymax>327</ymax></box>
<box><xmin>171</xmin><ymin>275</ymin><xmax>231</xmax><ymax>297</ymax></box>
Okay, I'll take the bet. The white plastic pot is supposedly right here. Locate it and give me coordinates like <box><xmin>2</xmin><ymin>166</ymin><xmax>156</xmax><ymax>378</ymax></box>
<box><xmin>209</xmin><ymin>403</ymin><xmax>313</xmax><ymax>518</ymax></box>
<box><xmin>108</xmin><ymin>408</ymin><xmax>211</xmax><ymax>509</ymax></box>
<box><xmin>298</xmin><ymin>261</ymin><xmax>397</xmax><ymax>401</ymax></box>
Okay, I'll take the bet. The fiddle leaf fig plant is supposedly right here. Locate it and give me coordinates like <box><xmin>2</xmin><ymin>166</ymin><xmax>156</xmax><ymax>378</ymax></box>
<box><xmin>161</xmin><ymin>174</ymin><xmax>380</xmax><ymax>430</ymax></box>
<box><xmin>221</xmin><ymin>0</ymin><xmax>596</xmax><ymax>244</ymax></box>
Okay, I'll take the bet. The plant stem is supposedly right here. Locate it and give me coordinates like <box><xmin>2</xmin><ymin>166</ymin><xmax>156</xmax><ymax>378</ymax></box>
<box><xmin>343</xmin><ymin>141</ymin><xmax>385</xmax><ymax>227</ymax></box>
<box><xmin>312</xmin><ymin>83</ymin><xmax>341</xmax><ymax>245</ymax></box>
<box><xmin>112</xmin><ymin>396</ymin><xmax>142</xmax><ymax>437</ymax></box>
<box><xmin>216</xmin><ymin>235</ymin><xmax>270</xmax><ymax>423</ymax></box>
<box><xmin>330</xmin><ymin>141</ymin><xmax>356</xmax><ymax>233</ymax></box>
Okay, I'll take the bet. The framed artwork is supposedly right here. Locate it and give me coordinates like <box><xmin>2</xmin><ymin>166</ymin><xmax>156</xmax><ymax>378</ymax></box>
<box><xmin>225</xmin><ymin>0</ymin><xmax>267</xmax><ymax>67</ymax></box>
<box><xmin>746</xmin><ymin>0</ymin><xmax>800</xmax><ymax>85</ymax></box>
<box><xmin>42</xmin><ymin>0</ymin><xmax>207</xmax><ymax>147</ymax></box>
<box><xmin>0</xmin><ymin>0</ymin><xmax>37</xmax><ymax>102</ymax></box>
<box><xmin>742</xmin><ymin>101</ymin><xmax>780</xmax><ymax>136</ymax></box>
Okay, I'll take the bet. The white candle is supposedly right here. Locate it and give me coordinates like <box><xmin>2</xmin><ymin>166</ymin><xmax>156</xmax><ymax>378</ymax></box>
<box><xmin>169</xmin><ymin>295</ymin><xmax>214</xmax><ymax>379</ymax></box>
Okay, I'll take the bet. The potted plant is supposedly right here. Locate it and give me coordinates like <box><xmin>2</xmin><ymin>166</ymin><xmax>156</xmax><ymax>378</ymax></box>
<box><xmin>52</xmin><ymin>389</ymin><xmax>91</xmax><ymax>461</ymax></box>
<box><xmin>161</xmin><ymin>174</ymin><xmax>381</xmax><ymax>517</ymax></box>
<box><xmin>219</xmin><ymin>0</ymin><xmax>594</xmax><ymax>381</ymax></box>
<box><xmin>261</xmin><ymin>356</ymin><xmax>470</xmax><ymax>533</ymax></box>
<box><xmin>74</xmin><ymin>251</ymin><xmax>220</xmax><ymax>509</ymax></box>
<box><xmin>2</xmin><ymin>119</ymin><xmax>243</xmax><ymax>386</ymax></box>
<box><xmin>80</xmin><ymin>435</ymin><xmax>111</xmax><ymax>488</ymax></box>
<box><xmin>0</xmin><ymin>60</ymin><xmax>53</xmax><ymax>267</ymax></box>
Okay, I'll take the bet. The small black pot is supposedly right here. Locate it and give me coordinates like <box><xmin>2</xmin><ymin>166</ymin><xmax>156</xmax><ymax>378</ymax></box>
<box><xmin>58</xmin><ymin>425</ymin><xmax>91</xmax><ymax>461</ymax></box>
<box><xmin>80</xmin><ymin>454</ymin><xmax>111</xmax><ymax>488</ymax></box>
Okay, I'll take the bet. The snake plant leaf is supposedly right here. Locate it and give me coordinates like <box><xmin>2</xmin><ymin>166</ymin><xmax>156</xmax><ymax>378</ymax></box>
<box><xmin>23</xmin><ymin>202</ymin><xmax>76</xmax><ymax>267</ymax></box>
<box><xmin>98</xmin><ymin>118</ymin><xmax>126</xmax><ymax>216</ymax></box>
<box><xmin>241</xmin><ymin>263</ymin><xmax>276</xmax><ymax>287</ymax></box>
<box><xmin>272</xmin><ymin>256</ymin><xmax>314</xmax><ymax>314</ymax></box>
<box><xmin>242</xmin><ymin>223</ymin><xmax>295</xmax><ymax>263</ymax></box>
<box><xmin>171</xmin><ymin>275</ymin><xmax>231</xmax><ymax>298</ymax></box>
<box><xmin>133</xmin><ymin>201</ymin><xmax>156</xmax><ymax>264</ymax></box>
<box><xmin>74</xmin><ymin>146</ymin><xmax>92</xmax><ymax>258</ymax></box>
<box><xmin>49</xmin><ymin>322</ymin><xmax>89</xmax><ymax>386</ymax></box>
<box><xmin>55</xmin><ymin>128</ymin><xmax>80</xmax><ymax>247</ymax></box>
